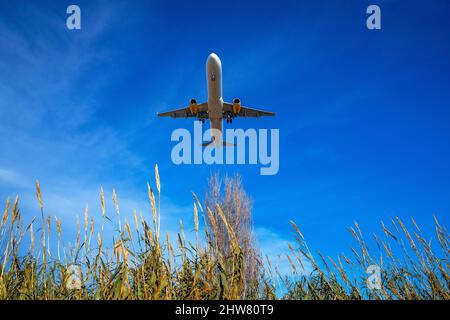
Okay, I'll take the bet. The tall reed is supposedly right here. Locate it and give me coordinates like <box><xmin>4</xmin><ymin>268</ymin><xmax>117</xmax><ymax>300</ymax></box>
<box><xmin>0</xmin><ymin>166</ymin><xmax>448</xmax><ymax>300</ymax></box>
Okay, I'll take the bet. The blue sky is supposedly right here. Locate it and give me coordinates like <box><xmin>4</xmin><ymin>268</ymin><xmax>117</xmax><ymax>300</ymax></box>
<box><xmin>0</xmin><ymin>0</ymin><xmax>449</xmax><ymax>271</ymax></box>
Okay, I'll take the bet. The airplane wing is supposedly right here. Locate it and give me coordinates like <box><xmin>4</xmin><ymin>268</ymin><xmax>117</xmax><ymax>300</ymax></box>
<box><xmin>157</xmin><ymin>102</ymin><xmax>208</xmax><ymax>118</ymax></box>
<box><xmin>223</xmin><ymin>102</ymin><xmax>275</xmax><ymax>117</ymax></box>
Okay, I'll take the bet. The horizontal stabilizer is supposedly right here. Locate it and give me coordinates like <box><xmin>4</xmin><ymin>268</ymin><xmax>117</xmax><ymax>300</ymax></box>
<box><xmin>201</xmin><ymin>141</ymin><xmax>236</xmax><ymax>147</ymax></box>
<box><xmin>202</xmin><ymin>140</ymin><xmax>214</xmax><ymax>147</ymax></box>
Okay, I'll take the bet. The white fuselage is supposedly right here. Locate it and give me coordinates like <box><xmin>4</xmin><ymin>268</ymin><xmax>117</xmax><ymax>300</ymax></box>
<box><xmin>206</xmin><ymin>53</ymin><xmax>223</xmax><ymax>143</ymax></box>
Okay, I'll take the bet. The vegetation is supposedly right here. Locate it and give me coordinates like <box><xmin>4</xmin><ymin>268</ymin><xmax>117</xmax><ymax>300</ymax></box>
<box><xmin>0</xmin><ymin>166</ymin><xmax>448</xmax><ymax>300</ymax></box>
<box><xmin>205</xmin><ymin>173</ymin><xmax>261</xmax><ymax>298</ymax></box>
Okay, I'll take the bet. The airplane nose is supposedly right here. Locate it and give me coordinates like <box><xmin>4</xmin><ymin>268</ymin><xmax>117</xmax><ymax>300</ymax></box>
<box><xmin>207</xmin><ymin>53</ymin><xmax>221</xmax><ymax>67</ymax></box>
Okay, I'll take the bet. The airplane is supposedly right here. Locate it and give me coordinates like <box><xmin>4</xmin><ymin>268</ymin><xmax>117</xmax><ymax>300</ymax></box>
<box><xmin>157</xmin><ymin>53</ymin><xmax>275</xmax><ymax>146</ymax></box>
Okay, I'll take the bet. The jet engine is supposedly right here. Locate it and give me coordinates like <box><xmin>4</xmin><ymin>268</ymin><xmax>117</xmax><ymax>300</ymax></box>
<box><xmin>189</xmin><ymin>98</ymin><xmax>198</xmax><ymax>114</ymax></box>
<box><xmin>232</xmin><ymin>98</ymin><xmax>241</xmax><ymax>114</ymax></box>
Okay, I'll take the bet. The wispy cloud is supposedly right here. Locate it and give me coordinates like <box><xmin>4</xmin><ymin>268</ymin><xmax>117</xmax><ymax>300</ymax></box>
<box><xmin>256</xmin><ymin>226</ymin><xmax>312</xmax><ymax>276</ymax></box>
<box><xmin>0</xmin><ymin>3</ymin><xmax>147</xmax><ymax>226</ymax></box>
<box><xmin>0</xmin><ymin>168</ymin><xmax>29</xmax><ymax>188</ymax></box>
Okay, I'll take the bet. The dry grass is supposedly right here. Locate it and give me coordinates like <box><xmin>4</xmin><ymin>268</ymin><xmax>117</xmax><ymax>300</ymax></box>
<box><xmin>205</xmin><ymin>173</ymin><xmax>261</xmax><ymax>298</ymax></box>
<box><xmin>0</xmin><ymin>166</ymin><xmax>448</xmax><ymax>300</ymax></box>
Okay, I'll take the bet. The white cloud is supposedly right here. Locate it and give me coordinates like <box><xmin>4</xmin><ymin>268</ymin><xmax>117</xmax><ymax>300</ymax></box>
<box><xmin>0</xmin><ymin>168</ymin><xmax>29</xmax><ymax>188</ymax></box>
<box><xmin>256</xmin><ymin>226</ymin><xmax>312</xmax><ymax>276</ymax></box>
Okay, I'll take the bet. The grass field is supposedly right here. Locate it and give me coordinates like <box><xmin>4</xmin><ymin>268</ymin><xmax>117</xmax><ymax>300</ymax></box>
<box><xmin>0</xmin><ymin>166</ymin><xmax>448</xmax><ymax>300</ymax></box>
